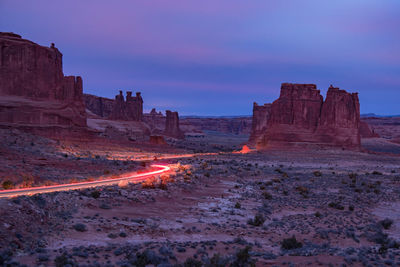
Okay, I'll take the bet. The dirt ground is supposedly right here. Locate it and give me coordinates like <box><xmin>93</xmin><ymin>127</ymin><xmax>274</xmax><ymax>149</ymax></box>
<box><xmin>0</xmin><ymin>129</ymin><xmax>400</xmax><ymax>266</ymax></box>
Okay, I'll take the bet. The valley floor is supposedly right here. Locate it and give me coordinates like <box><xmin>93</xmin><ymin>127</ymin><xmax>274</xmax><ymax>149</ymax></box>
<box><xmin>0</xmin><ymin>130</ymin><xmax>400</xmax><ymax>266</ymax></box>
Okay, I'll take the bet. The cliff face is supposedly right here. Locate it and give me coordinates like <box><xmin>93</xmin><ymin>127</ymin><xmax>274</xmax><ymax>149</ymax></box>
<box><xmin>257</xmin><ymin>83</ymin><xmax>361</xmax><ymax>149</ymax></box>
<box><xmin>248</xmin><ymin>102</ymin><xmax>271</xmax><ymax>144</ymax></box>
<box><xmin>84</xmin><ymin>94</ymin><xmax>114</xmax><ymax>118</ymax></box>
<box><xmin>108</xmin><ymin>91</ymin><xmax>143</xmax><ymax>121</ymax></box>
<box><xmin>164</xmin><ymin>110</ymin><xmax>184</xmax><ymax>139</ymax></box>
<box><xmin>180</xmin><ymin>117</ymin><xmax>251</xmax><ymax>135</ymax></box>
<box><xmin>317</xmin><ymin>86</ymin><xmax>361</xmax><ymax>147</ymax></box>
<box><xmin>0</xmin><ymin>32</ymin><xmax>86</xmax><ymax>129</ymax></box>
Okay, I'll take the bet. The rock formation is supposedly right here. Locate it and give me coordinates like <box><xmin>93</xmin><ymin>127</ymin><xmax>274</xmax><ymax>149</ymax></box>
<box><xmin>248</xmin><ymin>102</ymin><xmax>271</xmax><ymax>145</ymax></box>
<box><xmin>109</xmin><ymin>91</ymin><xmax>143</xmax><ymax>121</ymax></box>
<box><xmin>143</xmin><ymin>108</ymin><xmax>166</xmax><ymax>134</ymax></box>
<box><xmin>180</xmin><ymin>117</ymin><xmax>251</xmax><ymax>135</ymax></box>
<box><xmin>257</xmin><ymin>83</ymin><xmax>361</xmax><ymax>149</ymax></box>
<box><xmin>0</xmin><ymin>32</ymin><xmax>87</xmax><ymax>135</ymax></box>
<box><xmin>359</xmin><ymin>121</ymin><xmax>379</xmax><ymax>138</ymax></box>
<box><xmin>164</xmin><ymin>110</ymin><xmax>184</xmax><ymax>139</ymax></box>
<box><xmin>84</xmin><ymin>94</ymin><xmax>114</xmax><ymax>118</ymax></box>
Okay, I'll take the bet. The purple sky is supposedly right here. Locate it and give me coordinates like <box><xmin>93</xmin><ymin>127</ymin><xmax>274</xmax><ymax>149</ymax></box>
<box><xmin>1</xmin><ymin>0</ymin><xmax>399</xmax><ymax>115</ymax></box>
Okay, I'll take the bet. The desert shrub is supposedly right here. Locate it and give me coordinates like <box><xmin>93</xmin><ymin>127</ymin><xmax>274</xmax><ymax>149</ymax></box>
<box><xmin>372</xmin><ymin>171</ymin><xmax>383</xmax><ymax>175</ymax></box>
<box><xmin>2</xmin><ymin>180</ymin><xmax>14</xmax><ymax>190</ymax></box>
<box><xmin>142</xmin><ymin>177</ymin><xmax>157</xmax><ymax>189</ymax></box>
<box><xmin>54</xmin><ymin>253</ymin><xmax>75</xmax><ymax>267</ymax></box>
<box><xmin>272</xmin><ymin>178</ymin><xmax>281</xmax><ymax>183</ymax></box>
<box><xmin>348</xmin><ymin>173</ymin><xmax>358</xmax><ymax>179</ymax></box>
<box><xmin>296</xmin><ymin>186</ymin><xmax>309</xmax><ymax>198</ymax></box>
<box><xmin>90</xmin><ymin>190</ymin><xmax>101</xmax><ymax>199</ymax></box>
<box><xmin>328</xmin><ymin>202</ymin><xmax>344</xmax><ymax>210</ymax></box>
<box><xmin>380</xmin><ymin>218</ymin><xmax>393</xmax><ymax>230</ymax></box>
<box><xmin>231</xmin><ymin>246</ymin><xmax>255</xmax><ymax>267</ymax></box>
<box><xmin>313</xmin><ymin>171</ymin><xmax>322</xmax><ymax>177</ymax></box>
<box><xmin>209</xmin><ymin>253</ymin><xmax>229</xmax><ymax>267</ymax></box>
<box><xmin>349</xmin><ymin>205</ymin><xmax>355</xmax><ymax>211</ymax></box>
<box><xmin>247</xmin><ymin>213</ymin><xmax>265</xmax><ymax>226</ymax></box>
<box><xmin>234</xmin><ymin>202</ymin><xmax>241</xmax><ymax>209</ymax></box>
<box><xmin>274</xmin><ymin>168</ymin><xmax>283</xmax><ymax>174</ymax></box>
<box><xmin>281</xmin><ymin>235</ymin><xmax>303</xmax><ymax>250</ymax></box>
<box><xmin>184</xmin><ymin>257</ymin><xmax>202</xmax><ymax>267</ymax></box>
<box><xmin>73</xmin><ymin>223</ymin><xmax>87</xmax><ymax>232</ymax></box>
<box><xmin>262</xmin><ymin>191</ymin><xmax>272</xmax><ymax>200</ymax></box>
<box><xmin>315</xmin><ymin>211</ymin><xmax>322</xmax><ymax>218</ymax></box>
<box><xmin>159</xmin><ymin>182</ymin><xmax>168</xmax><ymax>190</ymax></box>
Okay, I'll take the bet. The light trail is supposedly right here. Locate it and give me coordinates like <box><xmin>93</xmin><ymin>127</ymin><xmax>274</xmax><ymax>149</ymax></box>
<box><xmin>0</xmin><ymin>164</ymin><xmax>170</xmax><ymax>198</ymax></box>
<box><xmin>0</xmin><ymin>149</ymin><xmax>250</xmax><ymax>198</ymax></box>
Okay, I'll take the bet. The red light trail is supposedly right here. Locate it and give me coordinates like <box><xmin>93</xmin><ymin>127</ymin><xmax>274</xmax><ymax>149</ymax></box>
<box><xmin>0</xmin><ymin>164</ymin><xmax>170</xmax><ymax>198</ymax></box>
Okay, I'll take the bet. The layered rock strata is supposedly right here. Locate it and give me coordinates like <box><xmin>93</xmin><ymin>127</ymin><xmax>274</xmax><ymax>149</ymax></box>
<box><xmin>109</xmin><ymin>91</ymin><xmax>143</xmax><ymax>121</ymax></box>
<box><xmin>257</xmin><ymin>83</ymin><xmax>361</xmax><ymax>149</ymax></box>
<box><xmin>0</xmin><ymin>32</ymin><xmax>87</xmax><ymax>134</ymax></box>
<box><xmin>164</xmin><ymin>110</ymin><xmax>184</xmax><ymax>139</ymax></box>
<box><xmin>248</xmin><ymin>102</ymin><xmax>271</xmax><ymax>145</ymax></box>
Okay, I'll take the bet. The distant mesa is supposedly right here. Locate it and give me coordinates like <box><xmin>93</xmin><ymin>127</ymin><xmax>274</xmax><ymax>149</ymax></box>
<box><xmin>250</xmin><ymin>83</ymin><xmax>361</xmax><ymax>150</ymax></box>
<box><xmin>0</xmin><ymin>32</ymin><xmax>87</xmax><ymax>138</ymax></box>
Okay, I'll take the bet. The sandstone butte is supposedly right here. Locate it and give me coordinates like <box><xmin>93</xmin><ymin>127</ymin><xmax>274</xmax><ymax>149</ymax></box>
<box><xmin>164</xmin><ymin>110</ymin><xmax>184</xmax><ymax>139</ymax></box>
<box><xmin>0</xmin><ymin>32</ymin><xmax>87</xmax><ymax>137</ymax></box>
<box><xmin>254</xmin><ymin>83</ymin><xmax>361</xmax><ymax>150</ymax></box>
<box><xmin>108</xmin><ymin>91</ymin><xmax>143</xmax><ymax>121</ymax></box>
<box><xmin>248</xmin><ymin>102</ymin><xmax>271</xmax><ymax>145</ymax></box>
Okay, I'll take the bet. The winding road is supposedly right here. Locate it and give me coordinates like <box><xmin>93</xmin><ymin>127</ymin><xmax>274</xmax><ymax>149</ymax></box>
<box><xmin>0</xmin><ymin>164</ymin><xmax>170</xmax><ymax>198</ymax></box>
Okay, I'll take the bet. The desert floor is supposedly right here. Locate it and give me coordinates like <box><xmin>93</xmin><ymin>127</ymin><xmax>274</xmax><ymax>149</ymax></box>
<box><xmin>0</xmin><ymin>130</ymin><xmax>400</xmax><ymax>266</ymax></box>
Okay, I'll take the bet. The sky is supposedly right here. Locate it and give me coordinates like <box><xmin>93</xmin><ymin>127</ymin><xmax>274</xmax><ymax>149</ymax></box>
<box><xmin>1</xmin><ymin>0</ymin><xmax>399</xmax><ymax>115</ymax></box>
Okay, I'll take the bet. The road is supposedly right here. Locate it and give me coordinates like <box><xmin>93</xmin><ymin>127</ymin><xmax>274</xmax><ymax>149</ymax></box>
<box><xmin>0</xmin><ymin>164</ymin><xmax>170</xmax><ymax>198</ymax></box>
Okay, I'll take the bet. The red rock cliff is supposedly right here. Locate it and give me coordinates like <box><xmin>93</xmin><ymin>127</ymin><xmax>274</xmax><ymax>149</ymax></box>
<box><xmin>164</xmin><ymin>110</ymin><xmax>184</xmax><ymax>139</ymax></box>
<box><xmin>108</xmin><ymin>91</ymin><xmax>143</xmax><ymax>121</ymax></box>
<box><xmin>248</xmin><ymin>102</ymin><xmax>271</xmax><ymax>145</ymax></box>
<box><xmin>258</xmin><ymin>83</ymin><xmax>361</xmax><ymax>149</ymax></box>
<box><xmin>84</xmin><ymin>94</ymin><xmax>114</xmax><ymax>118</ymax></box>
<box><xmin>0</xmin><ymin>32</ymin><xmax>86</xmax><ymax>129</ymax></box>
